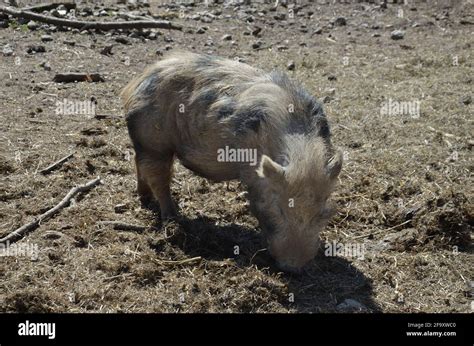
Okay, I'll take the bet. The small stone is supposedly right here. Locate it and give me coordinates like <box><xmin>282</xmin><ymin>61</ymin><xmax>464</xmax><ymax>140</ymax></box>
<box><xmin>201</xmin><ymin>15</ymin><xmax>214</xmax><ymax>23</ymax></box>
<box><xmin>40</xmin><ymin>61</ymin><xmax>51</xmax><ymax>71</ymax></box>
<box><xmin>115</xmin><ymin>36</ymin><xmax>130</xmax><ymax>45</ymax></box>
<box><xmin>196</xmin><ymin>27</ymin><xmax>206</xmax><ymax>34</ymax></box>
<box><xmin>26</xmin><ymin>45</ymin><xmax>46</xmax><ymax>54</ymax></box>
<box><xmin>325</xmin><ymin>88</ymin><xmax>336</xmax><ymax>96</ymax></box>
<box><xmin>41</xmin><ymin>34</ymin><xmax>53</xmax><ymax>42</ymax></box>
<box><xmin>51</xmin><ymin>9</ymin><xmax>66</xmax><ymax>18</ymax></box>
<box><xmin>221</xmin><ymin>34</ymin><xmax>232</xmax><ymax>41</ymax></box>
<box><xmin>251</xmin><ymin>26</ymin><xmax>262</xmax><ymax>36</ymax></box>
<box><xmin>460</xmin><ymin>95</ymin><xmax>472</xmax><ymax>105</ymax></box>
<box><xmin>328</xmin><ymin>75</ymin><xmax>337</xmax><ymax>81</ymax></box>
<box><xmin>100</xmin><ymin>45</ymin><xmax>114</xmax><ymax>55</ymax></box>
<box><xmin>333</xmin><ymin>16</ymin><xmax>347</xmax><ymax>26</ymax></box>
<box><xmin>391</xmin><ymin>30</ymin><xmax>405</xmax><ymax>40</ymax></box>
<box><xmin>322</xmin><ymin>95</ymin><xmax>333</xmax><ymax>104</ymax></box>
<box><xmin>287</xmin><ymin>61</ymin><xmax>295</xmax><ymax>71</ymax></box>
<box><xmin>2</xmin><ymin>45</ymin><xmax>13</xmax><ymax>56</ymax></box>
<box><xmin>312</xmin><ymin>27</ymin><xmax>322</xmax><ymax>35</ymax></box>
<box><xmin>82</xmin><ymin>7</ymin><xmax>93</xmax><ymax>16</ymax></box>
<box><xmin>273</xmin><ymin>13</ymin><xmax>285</xmax><ymax>20</ymax></box>
<box><xmin>114</xmin><ymin>204</ymin><xmax>128</xmax><ymax>213</ymax></box>
<box><xmin>251</xmin><ymin>40</ymin><xmax>262</xmax><ymax>49</ymax></box>
<box><xmin>27</xmin><ymin>20</ymin><xmax>39</xmax><ymax>30</ymax></box>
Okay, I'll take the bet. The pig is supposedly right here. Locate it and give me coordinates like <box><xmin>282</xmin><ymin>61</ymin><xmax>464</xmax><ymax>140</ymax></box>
<box><xmin>121</xmin><ymin>51</ymin><xmax>343</xmax><ymax>273</ymax></box>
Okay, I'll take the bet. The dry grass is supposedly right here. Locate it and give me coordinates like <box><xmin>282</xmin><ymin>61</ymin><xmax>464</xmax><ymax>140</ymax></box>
<box><xmin>0</xmin><ymin>1</ymin><xmax>472</xmax><ymax>313</ymax></box>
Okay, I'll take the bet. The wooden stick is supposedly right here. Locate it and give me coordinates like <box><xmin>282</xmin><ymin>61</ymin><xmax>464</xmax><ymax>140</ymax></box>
<box><xmin>97</xmin><ymin>221</ymin><xmax>156</xmax><ymax>232</ymax></box>
<box><xmin>0</xmin><ymin>177</ymin><xmax>102</xmax><ymax>244</ymax></box>
<box><xmin>53</xmin><ymin>73</ymin><xmax>104</xmax><ymax>83</ymax></box>
<box><xmin>94</xmin><ymin>114</ymin><xmax>123</xmax><ymax>120</ymax></box>
<box><xmin>0</xmin><ymin>6</ymin><xmax>183</xmax><ymax>31</ymax></box>
<box><xmin>39</xmin><ymin>152</ymin><xmax>74</xmax><ymax>175</ymax></box>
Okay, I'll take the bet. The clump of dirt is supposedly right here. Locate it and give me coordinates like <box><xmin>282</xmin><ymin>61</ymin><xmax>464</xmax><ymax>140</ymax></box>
<box><xmin>417</xmin><ymin>191</ymin><xmax>472</xmax><ymax>250</ymax></box>
<box><xmin>2</xmin><ymin>289</ymin><xmax>67</xmax><ymax>313</ymax></box>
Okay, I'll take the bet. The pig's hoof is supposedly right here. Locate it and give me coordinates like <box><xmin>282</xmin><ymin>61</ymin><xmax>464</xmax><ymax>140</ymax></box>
<box><xmin>161</xmin><ymin>213</ymin><xmax>177</xmax><ymax>223</ymax></box>
<box><xmin>139</xmin><ymin>195</ymin><xmax>153</xmax><ymax>207</ymax></box>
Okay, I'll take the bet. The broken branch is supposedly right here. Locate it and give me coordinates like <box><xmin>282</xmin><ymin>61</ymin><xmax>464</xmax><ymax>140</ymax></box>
<box><xmin>53</xmin><ymin>73</ymin><xmax>105</xmax><ymax>83</ymax></box>
<box><xmin>0</xmin><ymin>177</ymin><xmax>102</xmax><ymax>244</ymax></box>
<box><xmin>0</xmin><ymin>6</ymin><xmax>183</xmax><ymax>31</ymax></box>
<box><xmin>97</xmin><ymin>221</ymin><xmax>156</xmax><ymax>232</ymax></box>
<box><xmin>39</xmin><ymin>152</ymin><xmax>74</xmax><ymax>174</ymax></box>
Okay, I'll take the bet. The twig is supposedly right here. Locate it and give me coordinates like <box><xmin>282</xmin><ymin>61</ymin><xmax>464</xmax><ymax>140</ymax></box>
<box><xmin>0</xmin><ymin>177</ymin><xmax>102</xmax><ymax>244</ymax></box>
<box><xmin>103</xmin><ymin>273</ymin><xmax>134</xmax><ymax>281</ymax></box>
<box><xmin>0</xmin><ymin>6</ymin><xmax>183</xmax><ymax>31</ymax></box>
<box><xmin>53</xmin><ymin>73</ymin><xmax>104</xmax><ymax>83</ymax></box>
<box><xmin>39</xmin><ymin>152</ymin><xmax>74</xmax><ymax>174</ymax></box>
<box><xmin>97</xmin><ymin>221</ymin><xmax>156</xmax><ymax>232</ymax></box>
<box><xmin>353</xmin><ymin>220</ymin><xmax>412</xmax><ymax>240</ymax></box>
<box><xmin>154</xmin><ymin>256</ymin><xmax>202</xmax><ymax>266</ymax></box>
<box><xmin>249</xmin><ymin>248</ymin><xmax>267</xmax><ymax>265</ymax></box>
<box><xmin>94</xmin><ymin>114</ymin><xmax>123</xmax><ymax>120</ymax></box>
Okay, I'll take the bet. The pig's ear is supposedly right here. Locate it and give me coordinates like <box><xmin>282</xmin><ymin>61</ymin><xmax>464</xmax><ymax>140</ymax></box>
<box><xmin>326</xmin><ymin>150</ymin><xmax>343</xmax><ymax>179</ymax></box>
<box><xmin>257</xmin><ymin>155</ymin><xmax>285</xmax><ymax>181</ymax></box>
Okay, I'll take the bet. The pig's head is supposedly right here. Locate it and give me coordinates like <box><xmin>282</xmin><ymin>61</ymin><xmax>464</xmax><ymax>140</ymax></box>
<box><xmin>250</xmin><ymin>139</ymin><xmax>343</xmax><ymax>273</ymax></box>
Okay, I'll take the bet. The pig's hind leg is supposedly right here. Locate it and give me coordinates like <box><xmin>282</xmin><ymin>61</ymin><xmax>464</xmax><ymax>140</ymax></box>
<box><xmin>137</xmin><ymin>152</ymin><xmax>177</xmax><ymax>221</ymax></box>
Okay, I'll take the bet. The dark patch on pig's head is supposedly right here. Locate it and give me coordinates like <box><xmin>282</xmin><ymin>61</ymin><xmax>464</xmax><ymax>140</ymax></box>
<box><xmin>294</xmin><ymin>87</ymin><xmax>330</xmax><ymax>137</ymax></box>
<box><xmin>136</xmin><ymin>73</ymin><xmax>160</xmax><ymax>97</ymax></box>
<box><xmin>190</xmin><ymin>88</ymin><xmax>218</xmax><ymax>109</ymax></box>
<box><xmin>270</xmin><ymin>71</ymin><xmax>330</xmax><ymax>138</ymax></box>
<box><xmin>313</xmin><ymin>115</ymin><xmax>330</xmax><ymax>138</ymax></box>
<box><xmin>232</xmin><ymin>103</ymin><xmax>267</xmax><ymax>135</ymax></box>
<box><xmin>295</xmin><ymin>86</ymin><xmax>320</xmax><ymax>112</ymax></box>
<box><xmin>216</xmin><ymin>100</ymin><xmax>236</xmax><ymax>120</ymax></box>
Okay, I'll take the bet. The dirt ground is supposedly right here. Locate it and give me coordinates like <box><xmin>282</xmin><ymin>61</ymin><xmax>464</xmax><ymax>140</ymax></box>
<box><xmin>0</xmin><ymin>0</ymin><xmax>472</xmax><ymax>313</ymax></box>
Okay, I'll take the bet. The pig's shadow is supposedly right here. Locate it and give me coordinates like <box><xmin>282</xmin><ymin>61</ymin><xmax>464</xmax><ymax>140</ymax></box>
<box><xmin>164</xmin><ymin>215</ymin><xmax>381</xmax><ymax>313</ymax></box>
